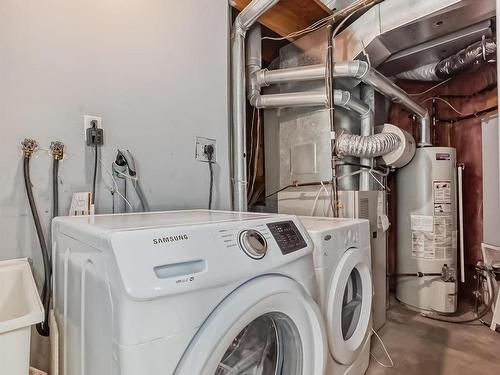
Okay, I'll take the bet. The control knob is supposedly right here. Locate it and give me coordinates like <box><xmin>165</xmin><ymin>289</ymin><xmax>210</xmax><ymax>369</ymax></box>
<box><xmin>238</xmin><ymin>230</ymin><xmax>268</xmax><ymax>259</ymax></box>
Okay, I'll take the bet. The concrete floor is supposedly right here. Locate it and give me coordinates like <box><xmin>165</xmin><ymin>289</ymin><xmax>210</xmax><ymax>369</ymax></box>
<box><xmin>366</xmin><ymin>300</ymin><xmax>500</xmax><ymax>375</ymax></box>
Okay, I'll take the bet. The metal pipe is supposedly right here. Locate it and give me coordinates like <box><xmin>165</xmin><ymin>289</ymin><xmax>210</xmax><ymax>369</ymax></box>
<box><xmin>253</xmin><ymin>61</ymin><xmax>431</xmax><ymax>146</ymax></box>
<box><xmin>254</xmin><ymin>91</ymin><xmax>327</xmax><ymax>108</ymax></box>
<box><xmin>359</xmin><ymin>112</ymin><xmax>374</xmax><ymax>191</ymax></box>
<box><xmin>231</xmin><ymin>0</ymin><xmax>280</xmax><ymax>212</ymax></box>
<box><xmin>253</xmin><ymin>89</ymin><xmax>372</xmax><ymax>117</ymax></box>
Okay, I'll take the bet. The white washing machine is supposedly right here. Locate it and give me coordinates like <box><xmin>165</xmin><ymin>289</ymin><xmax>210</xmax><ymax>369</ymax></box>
<box><xmin>299</xmin><ymin>216</ymin><xmax>372</xmax><ymax>375</ymax></box>
<box><xmin>52</xmin><ymin>210</ymin><xmax>327</xmax><ymax>375</ymax></box>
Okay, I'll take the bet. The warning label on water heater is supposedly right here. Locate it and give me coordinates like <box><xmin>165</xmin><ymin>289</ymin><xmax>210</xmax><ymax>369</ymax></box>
<box><xmin>410</xmin><ymin>180</ymin><xmax>455</xmax><ymax>260</ymax></box>
<box><xmin>433</xmin><ymin>180</ymin><xmax>452</xmax><ymax>215</ymax></box>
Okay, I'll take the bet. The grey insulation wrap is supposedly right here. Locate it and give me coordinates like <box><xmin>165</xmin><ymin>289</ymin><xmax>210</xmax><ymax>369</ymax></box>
<box><xmin>435</xmin><ymin>38</ymin><xmax>496</xmax><ymax>79</ymax></box>
<box><xmin>336</xmin><ymin>132</ymin><xmax>401</xmax><ymax>158</ymax></box>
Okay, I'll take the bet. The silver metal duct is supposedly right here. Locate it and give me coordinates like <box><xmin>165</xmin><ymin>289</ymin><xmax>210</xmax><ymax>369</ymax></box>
<box><xmin>231</xmin><ymin>0</ymin><xmax>280</xmax><ymax>212</ymax></box>
<box><xmin>336</xmin><ymin>132</ymin><xmax>401</xmax><ymax>158</ymax></box>
<box><xmin>253</xmin><ymin>60</ymin><xmax>431</xmax><ymax>146</ymax></box>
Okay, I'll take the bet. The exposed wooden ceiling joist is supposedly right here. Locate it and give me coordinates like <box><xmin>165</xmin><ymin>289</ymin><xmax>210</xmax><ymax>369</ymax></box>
<box><xmin>232</xmin><ymin>0</ymin><xmax>331</xmax><ymax>41</ymax></box>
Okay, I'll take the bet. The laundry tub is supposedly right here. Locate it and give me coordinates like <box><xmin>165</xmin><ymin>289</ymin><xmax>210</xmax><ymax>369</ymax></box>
<box><xmin>0</xmin><ymin>258</ymin><xmax>44</xmax><ymax>375</ymax></box>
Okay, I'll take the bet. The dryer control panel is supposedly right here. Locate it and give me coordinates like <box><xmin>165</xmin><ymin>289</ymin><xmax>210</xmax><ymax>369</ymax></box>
<box><xmin>267</xmin><ymin>221</ymin><xmax>307</xmax><ymax>255</ymax></box>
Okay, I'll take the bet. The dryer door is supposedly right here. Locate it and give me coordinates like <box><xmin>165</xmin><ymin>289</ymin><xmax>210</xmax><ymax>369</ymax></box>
<box><xmin>326</xmin><ymin>248</ymin><xmax>372</xmax><ymax>365</ymax></box>
<box><xmin>174</xmin><ymin>275</ymin><xmax>326</xmax><ymax>375</ymax></box>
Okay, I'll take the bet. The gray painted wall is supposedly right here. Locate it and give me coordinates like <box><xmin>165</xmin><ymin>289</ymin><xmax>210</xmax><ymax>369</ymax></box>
<box><xmin>0</xmin><ymin>1</ymin><xmax>230</xmax><ymax>369</ymax></box>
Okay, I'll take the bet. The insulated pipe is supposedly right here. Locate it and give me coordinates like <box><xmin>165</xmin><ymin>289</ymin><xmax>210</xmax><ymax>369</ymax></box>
<box><xmin>253</xmin><ymin>61</ymin><xmax>431</xmax><ymax>146</ymax></box>
<box><xmin>231</xmin><ymin>0</ymin><xmax>280</xmax><ymax>212</ymax></box>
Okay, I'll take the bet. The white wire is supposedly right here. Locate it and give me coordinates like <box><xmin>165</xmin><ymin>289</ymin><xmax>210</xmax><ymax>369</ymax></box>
<box><xmin>320</xmin><ymin>181</ymin><xmax>330</xmax><ymax>216</ymax></box>
<box><xmin>408</xmin><ymin>78</ymin><xmax>452</xmax><ymax>97</ymax></box>
<box><xmin>310</xmin><ymin>184</ymin><xmax>329</xmax><ymax>216</ymax></box>
<box><xmin>114</xmin><ymin>169</ymin><xmax>138</xmax><ymax>181</ymax></box>
<box><xmin>261</xmin><ymin>13</ymin><xmax>334</xmax><ymax>41</ymax></box>
<box><xmin>370</xmin><ymin>328</ymin><xmax>394</xmax><ymax>368</ymax></box>
<box><xmin>95</xmin><ymin>150</ymin><xmax>133</xmax><ymax>210</ymax></box>
<box><xmin>420</xmin><ymin>96</ymin><xmax>468</xmax><ymax>116</ymax></box>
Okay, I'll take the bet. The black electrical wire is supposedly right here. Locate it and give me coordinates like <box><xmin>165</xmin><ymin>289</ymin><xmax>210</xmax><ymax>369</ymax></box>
<box><xmin>23</xmin><ymin>157</ymin><xmax>50</xmax><ymax>336</ymax></box>
<box><xmin>91</xmin><ymin>143</ymin><xmax>98</xmax><ymax>205</ymax></box>
<box><xmin>205</xmin><ymin>145</ymin><xmax>215</xmax><ymax>210</ymax></box>
<box><xmin>208</xmin><ymin>158</ymin><xmax>214</xmax><ymax>210</ymax></box>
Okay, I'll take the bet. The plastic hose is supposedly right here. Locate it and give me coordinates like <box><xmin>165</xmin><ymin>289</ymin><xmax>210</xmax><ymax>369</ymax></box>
<box><xmin>23</xmin><ymin>157</ymin><xmax>50</xmax><ymax>336</ymax></box>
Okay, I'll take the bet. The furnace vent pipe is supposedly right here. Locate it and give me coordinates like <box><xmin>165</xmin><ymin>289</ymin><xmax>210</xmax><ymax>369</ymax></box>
<box><xmin>231</xmin><ymin>0</ymin><xmax>280</xmax><ymax>212</ymax></box>
<box><xmin>254</xmin><ymin>61</ymin><xmax>431</xmax><ymax>146</ymax></box>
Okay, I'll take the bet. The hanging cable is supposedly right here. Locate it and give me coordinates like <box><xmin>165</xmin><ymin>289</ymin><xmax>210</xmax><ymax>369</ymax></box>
<box><xmin>205</xmin><ymin>144</ymin><xmax>215</xmax><ymax>209</ymax></box>
<box><xmin>408</xmin><ymin>78</ymin><xmax>453</xmax><ymax>97</ymax></box>
<box><xmin>370</xmin><ymin>328</ymin><xmax>395</xmax><ymax>368</ymax></box>
<box><xmin>21</xmin><ymin>139</ymin><xmax>50</xmax><ymax>336</ymax></box>
<box><xmin>420</xmin><ymin>97</ymin><xmax>469</xmax><ymax>116</ymax></box>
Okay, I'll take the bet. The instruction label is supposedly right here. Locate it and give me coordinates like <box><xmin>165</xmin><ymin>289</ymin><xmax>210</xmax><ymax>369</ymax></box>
<box><xmin>411</xmin><ymin>215</ymin><xmax>434</xmax><ymax>232</ymax></box>
<box><xmin>410</xmin><ymin>179</ymin><xmax>455</xmax><ymax>260</ymax></box>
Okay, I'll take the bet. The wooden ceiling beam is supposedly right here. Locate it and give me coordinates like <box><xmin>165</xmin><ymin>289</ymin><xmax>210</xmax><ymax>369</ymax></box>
<box><xmin>232</xmin><ymin>0</ymin><xmax>331</xmax><ymax>41</ymax></box>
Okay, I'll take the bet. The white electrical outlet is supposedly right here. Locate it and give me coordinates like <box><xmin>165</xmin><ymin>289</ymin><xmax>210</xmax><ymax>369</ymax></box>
<box><xmin>195</xmin><ymin>136</ymin><xmax>217</xmax><ymax>163</ymax></box>
<box><xmin>84</xmin><ymin>115</ymin><xmax>102</xmax><ymax>142</ymax></box>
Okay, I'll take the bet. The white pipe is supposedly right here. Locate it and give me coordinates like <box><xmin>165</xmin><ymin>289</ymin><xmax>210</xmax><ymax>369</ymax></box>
<box><xmin>458</xmin><ymin>163</ymin><xmax>465</xmax><ymax>283</ymax></box>
<box><xmin>231</xmin><ymin>0</ymin><xmax>280</xmax><ymax>212</ymax></box>
<box><xmin>253</xmin><ymin>61</ymin><xmax>431</xmax><ymax>146</ymax></box>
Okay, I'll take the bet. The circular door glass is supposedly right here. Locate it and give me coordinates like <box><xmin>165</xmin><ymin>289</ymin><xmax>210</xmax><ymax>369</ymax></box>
<box><xmin>215</xmin><ymin>313</ymin><xmax>302</xmax><ymax>375</ymax></box>
<box><xmin>341</xmin><ymin>268</ymin><xmax>363</xmax><ymax>341</ymax></box>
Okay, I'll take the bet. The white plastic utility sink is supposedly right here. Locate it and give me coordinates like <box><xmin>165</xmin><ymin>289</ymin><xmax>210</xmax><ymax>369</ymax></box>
<box><xmin>0</xmin><ymin>258</ymin><xmax>44</xmax><ymax>375</ymax></box>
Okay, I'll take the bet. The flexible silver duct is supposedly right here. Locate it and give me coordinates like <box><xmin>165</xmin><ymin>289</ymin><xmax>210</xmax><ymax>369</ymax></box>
<box><xmin>396</xmin><ymin>38</ymin><xmax>497</xmax><ymax>81</ymax></box>
<box><xmin>252</xmin><ymin>60</ymin><xmax>431</xmax><ymax>146</ymax></box>
<box><xmin>231</xmin><ymin>0</ymin><xmax>280</xmax><ymax>212</ymax></box>
<box><xmin>336</xmin><ymin>132</ymin><xmax>401</xmax><ymax>158</ymax></box>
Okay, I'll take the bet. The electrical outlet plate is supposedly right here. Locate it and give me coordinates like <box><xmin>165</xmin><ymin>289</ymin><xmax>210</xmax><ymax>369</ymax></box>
<box><xmin>195</xmin><ymin>136</ymin><xmax>216</xmax><ymax>163</ymax></box>
<box><xmin>84</xmin><ymin>115</ymin><xmax>102</xmax><ymax>143</ymax></box>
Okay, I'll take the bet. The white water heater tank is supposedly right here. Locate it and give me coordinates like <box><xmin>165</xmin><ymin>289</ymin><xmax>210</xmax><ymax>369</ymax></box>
<box><xmin>396</xmin><ymin>147</ymin><xmax>458</xmax><ymax>313</ymax></box>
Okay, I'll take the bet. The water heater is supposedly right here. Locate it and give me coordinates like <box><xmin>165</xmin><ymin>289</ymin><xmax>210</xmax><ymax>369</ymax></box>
<box><xmin>396</xmin><ymin>147</ymin><xmax>458</xmax><ymax>313</ymax></box>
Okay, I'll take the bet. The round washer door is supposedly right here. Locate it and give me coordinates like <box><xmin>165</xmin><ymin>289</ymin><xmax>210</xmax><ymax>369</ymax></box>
<box><xmin>326</xmin><ymin>248</ymin><xmax>372</xmax><ymax>365</ymax></box>
<box><xmin>174</xmin><ymin>275</ymin><xmax>327</xmax><ymax>375</ymax></box>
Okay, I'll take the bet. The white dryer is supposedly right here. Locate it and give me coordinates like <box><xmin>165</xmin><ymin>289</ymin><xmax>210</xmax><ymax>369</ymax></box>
<box><xmin>299</xmin><ymin>216</ymin><xmax>372</xmax><ymax>375</ymax></box>
<box><xmin>52</xmin><ymin>210</ymin><xmax>327</xmax><ymax>375</ymax></box>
